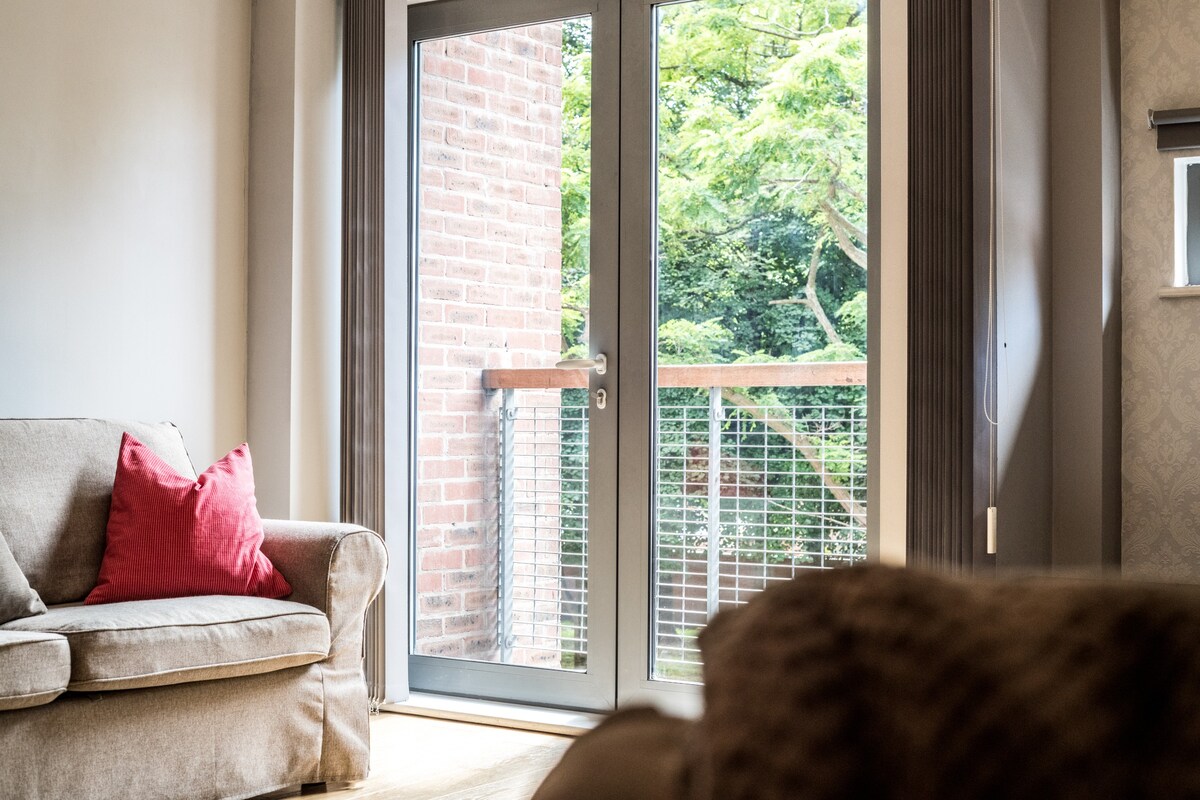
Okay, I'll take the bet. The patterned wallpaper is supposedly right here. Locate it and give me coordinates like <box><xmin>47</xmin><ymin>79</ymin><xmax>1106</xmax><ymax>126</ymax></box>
<box><xmin>1121</xmin><ymin>0</ymin><xmax>1200</xmax><ymax>579</ymax></box>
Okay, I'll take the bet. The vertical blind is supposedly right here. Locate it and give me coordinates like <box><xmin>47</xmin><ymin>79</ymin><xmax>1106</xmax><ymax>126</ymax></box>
<box><xmin>341</xmin><ymin>0</ymin><xmax>387</xmax><ymax>704</ymax></box>
<box><xmin>907</xmin><ymin>0</ymin><xmax>979</xmax><ymax>572</ymax></box>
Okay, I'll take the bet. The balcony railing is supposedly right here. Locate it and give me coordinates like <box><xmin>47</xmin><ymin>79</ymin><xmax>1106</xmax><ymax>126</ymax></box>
<box><xmin>484</xmin><ymin>361</ymin><xmax>867</xmax><ymax>680</ymax></box>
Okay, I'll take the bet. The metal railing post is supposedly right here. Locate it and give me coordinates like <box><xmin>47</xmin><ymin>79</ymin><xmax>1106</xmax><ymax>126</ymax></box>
<box><xmin>499</xmin><ymin>388</ymin><xmax>516</xmax><ymax>663</ymax></box>
<box><xmin>820</xmin><ymin>405</ymin><xmax>827</xmax><ymax>569</ymax></box>
<box><xmin>706</xmin><ymin>386</ymin><xmax>722</xmax><ymax>619</ymax></box>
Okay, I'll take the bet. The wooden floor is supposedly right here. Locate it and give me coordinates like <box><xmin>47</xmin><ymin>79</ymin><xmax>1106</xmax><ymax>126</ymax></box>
<box><xmin>295</xmin><ymin>712</ymin><xmax>573</xmax><ymax>800</ymax></box>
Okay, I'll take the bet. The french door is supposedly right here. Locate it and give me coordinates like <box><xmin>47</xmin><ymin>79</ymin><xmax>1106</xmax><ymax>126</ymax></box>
<box><xmin>407</xmin><ymin>0</ymin><xmax>871</xmax><ymax>713</ymax></box>
<box><xmin>407</xmin><ymin>0</ymin><xmax>620</xmax><ymax>711</ymax></box>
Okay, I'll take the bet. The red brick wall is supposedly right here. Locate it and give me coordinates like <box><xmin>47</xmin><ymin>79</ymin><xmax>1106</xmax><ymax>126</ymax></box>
<box><xmin>414</xmin><ymin>23</ymin><xmax>564</xmax><ymax>663</ymax></box>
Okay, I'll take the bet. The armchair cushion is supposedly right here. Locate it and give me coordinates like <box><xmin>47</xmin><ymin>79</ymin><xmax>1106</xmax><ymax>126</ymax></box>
<box><xmin>0</xmin><ymin>532</ymin><xmax>45</xmax><ymax>624</ymax></box>
<box><xmin>0</xmin><ymin>630</ymin><xmax>69</xmax><ymax>711</ymax></box>
<box><xmin>3</xmin><ymin>595</ymin><xmax>329</xmax><ymax>692</ymax></box>
<box><xmin>0</xmin><ymin>419</ymin><xmax>197</xmax><ymax>605</ymax></box>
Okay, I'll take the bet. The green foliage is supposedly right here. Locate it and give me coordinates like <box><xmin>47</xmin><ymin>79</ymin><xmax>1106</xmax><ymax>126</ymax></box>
<box><xmin>560</xmin><ymin>0</ymin><xmax>867</xmax><ymax>366</ymax></box>
<box><xmin>652</xmin><ymin>0</ymin><xmax>867</xmax><ymax>364</ymax></box>
<box><xmin>658</xmin><ymin>318</ymin><xmax>735</xmax><ymax>364</ymax></box>
<box><xmin>554</xmin><ymin>5</ymin><xmax>868</xmax><ymax>643</ymax></box>
<box><xmin>560</xmin><ymin>274</ymin><xmax>590</xmax><ymax>360</ymax></box>
<box><xmin>796</xmin><ymin>341</ymin><xmax>862</xmax><ymax>363</ymax></box>
<box><xmin>561</xmin><ymin>18</ymin><xmax>593</xmax><ymax>298</ymax></box>
<box><xmin>836</xmin><ymin>290</ymin><xmax>868</xmax><ymax>351</ymax></box>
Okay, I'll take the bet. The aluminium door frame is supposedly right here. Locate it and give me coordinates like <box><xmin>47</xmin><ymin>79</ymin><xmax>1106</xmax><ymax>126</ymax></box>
<box><xmin>614</xmin><ymin>0</ymin><xmax>884</xmax><ymax>714</ymax></box>
<box><xmin>613</xmin><ymin>0</ymin><xmax>703</xmax><ymax>715</ymax></box>
<box><xmin>406</xmin><ymin>0</ymin><xmax>622</xmax><ymax>712</ymax></box>
<box><xmin>406</xmin><ymin>0</ymin><xmax>884</xmax><ymax>715</ymax></box>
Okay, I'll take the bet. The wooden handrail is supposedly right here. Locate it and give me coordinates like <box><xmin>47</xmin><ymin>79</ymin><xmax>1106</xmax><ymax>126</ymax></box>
<box><xmin>480</xmin><ymin>361</ymin><xmax>867</xmax><ymax>390</ymax></box>
<box><xmin>658</xmin><ymin>362</ymin><xmax>866</xmax><ymax>388</ymax></box>
<box><xmin>482</xmin><ymin>368</ymin><xmax>587</xmax><ymax>390</ymax></box>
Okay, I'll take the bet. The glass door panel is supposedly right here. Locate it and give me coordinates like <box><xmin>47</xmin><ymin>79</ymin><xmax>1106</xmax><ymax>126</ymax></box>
<box><xmin>413</xmin><ymin>16</ymin><xmax>592</xmax><ymax>670</ymax></box>
<box><xmin>409</xmin><ymin>0</ymin><xmax>619</xmax><ymax>710</ymax></box>
<box><xmin>634</xmin><ymin>0</ymin><xmax>871</xmax><ymax>690</ymax></box>
<box><xmin>407</xmin><ymin>0</ymin><xmax>870</xmax><ymax>713</ymax></box>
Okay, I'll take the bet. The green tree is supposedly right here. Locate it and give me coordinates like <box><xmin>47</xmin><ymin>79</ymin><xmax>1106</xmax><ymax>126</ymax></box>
<box><xmin>558</xmin><ymin>4</ymin><xmax>869</xmax><ymax>675</ymax></box>
<box><xmin>653</xmin><ymin>0</ymin><xmax>867</xmax><ymax>365</ymax></box>
<box><xmin>562</xmin><ymin>2</ymin><xmax>867</xmax><ymax>366</ymax></box>
<box><xmin>561</xmin><ymin>0</ymin><xmax>868</xmax><ymax>505</ymax></box>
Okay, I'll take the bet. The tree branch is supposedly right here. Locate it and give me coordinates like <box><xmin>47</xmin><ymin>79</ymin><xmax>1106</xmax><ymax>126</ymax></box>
<box><xmin>682</xmin><ymin>210</ymin><xmax>774</xmax><ymax>239</ymax></box>
<box><xmin>768</xmin><ymin>236</ymin><xmax>843</xmax><ymax>346</ymax></box>
<box><xmin>739</xmin><ymin>23</ymin><xmax>824</xmax><ymax>42</ymax></box>
<box><xmin>721</xmin><ymin>388</ymin><xmax>866</xmax><ymax>527</ymax></box>
<box><xmin>821</xmin><ymin>200</ymin><xmax>867</xmax><ymax>270</ymax></box>
<box><xmin>740</xmin><ymin>5</ymin><xmax>846</xmax><ymax>42</ymax></box>
<box><xmin>803</xmin><ymin>236</ymin><xmax>842</xmax><ymax>345</ymax></box>
<box><xmin>834</xmin><ymin>178</ymin><xmax>866</xmax><ymax>205</ymax></box>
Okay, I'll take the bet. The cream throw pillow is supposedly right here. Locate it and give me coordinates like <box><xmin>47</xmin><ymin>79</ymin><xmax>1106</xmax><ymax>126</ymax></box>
<box><xmin>0</xmin><ymin>532</ymin><xmax>46</xmax><ymax>624</ymax></box>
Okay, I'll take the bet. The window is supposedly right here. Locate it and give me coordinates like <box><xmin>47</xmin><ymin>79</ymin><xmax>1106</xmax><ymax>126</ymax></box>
<box><xmin>1175</xmin><ymin>156</ymin><xmax>1200</xmax><ymax>286</ymax></box>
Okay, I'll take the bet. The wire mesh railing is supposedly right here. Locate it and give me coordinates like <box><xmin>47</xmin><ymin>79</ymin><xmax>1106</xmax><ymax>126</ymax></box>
<box><xmin>498</xmin><ymin>387</ymin><xmax>589</xmax><ymax>670</ymax></box>
<box><xmin>490</xmin><ymin>363</ymin><xmax>867</xmax><ymax>679</ymax></box>
<box><xmin>653</xmin><ymin>387</ymin><xmax>867</xmax><ymax>681</ymax></box>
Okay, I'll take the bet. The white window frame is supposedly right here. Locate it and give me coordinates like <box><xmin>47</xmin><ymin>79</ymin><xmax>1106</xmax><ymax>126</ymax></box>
<box><xmin>1174</xmin><ymin>156</ymin><xmax>1200</xmax><ymax>287</ymax></box>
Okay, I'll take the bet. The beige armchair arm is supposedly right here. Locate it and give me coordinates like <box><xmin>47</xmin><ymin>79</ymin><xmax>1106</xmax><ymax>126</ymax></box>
<box><xmin>259</xmin><ymin>519</ymin><xmax>387</xmax><ymax>630</ymax></box>
<box><xmin>258</xmin><ymin>519</ymin><xmax>388</xmax><ymax>779</ymax></box>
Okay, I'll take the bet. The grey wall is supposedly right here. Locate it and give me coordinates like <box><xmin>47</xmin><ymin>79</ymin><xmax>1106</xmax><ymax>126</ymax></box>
<box><xmin>994</xmin><ymin>0</ymin><xmax>1053</xmax><ymax>570</ymax></box>
<box><xmin>246</xmin><ymin>0</ymin><xmax>343</xmax><ymax>521</ymax></box>
<box><xmin>988</xmin><ymin>0</ymin><xmax>1124</xmax><ymax>573</ymax></box>
<box><xmin>1048</xmin><ymin>0</ymin><xmax>1123</xmax><ymax>573</ymax></box>
<box><xmin>0</xmin><ymin>0</ymin><xmax>252</xmax><ymax>468</ymax></box>
<box><xmin>1120</xmin><ymin>0</ymin><xmax>1200</xmax><ymax>580</ymax></box>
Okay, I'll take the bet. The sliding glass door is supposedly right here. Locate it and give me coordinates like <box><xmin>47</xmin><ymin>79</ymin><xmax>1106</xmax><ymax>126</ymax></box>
<box><xmin>408</xmin><ymin>0</ymin><xmax>870</xmax><ymax>714</ymax></box>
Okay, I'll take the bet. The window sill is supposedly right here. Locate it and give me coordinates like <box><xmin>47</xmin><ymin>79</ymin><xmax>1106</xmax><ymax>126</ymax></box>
<box><xmin>1159</xmin><ymin>286</ymin><xmax>1200</xmax><ymax>298</ymax></box>
<box><xmin>381</xmin><ymin>692</ymin><xmax>601</xmax><ymax>736</ymax></box>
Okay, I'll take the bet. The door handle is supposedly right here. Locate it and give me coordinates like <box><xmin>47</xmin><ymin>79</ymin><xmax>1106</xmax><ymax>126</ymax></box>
<box><xmin>555</xmin><ymin>353</ymin><xmax>607</xmax><ymax>375</ymax></box>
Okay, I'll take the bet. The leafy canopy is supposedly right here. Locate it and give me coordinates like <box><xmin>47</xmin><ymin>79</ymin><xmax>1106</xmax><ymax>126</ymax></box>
<box><xmin>561</xmin><ymin>0</ymin><xmax>868</xmax><ymax>368</ymax></box>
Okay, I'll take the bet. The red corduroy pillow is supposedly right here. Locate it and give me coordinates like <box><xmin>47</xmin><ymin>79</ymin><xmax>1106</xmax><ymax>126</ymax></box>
<box><xmin>86</xmin><ymin>433</ymin><xmax>291</xmax><ymax>604</ymax></box>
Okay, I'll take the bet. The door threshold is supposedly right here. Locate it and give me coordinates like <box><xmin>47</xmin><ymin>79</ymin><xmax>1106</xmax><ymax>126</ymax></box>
<box><xmin>381</xmin><ymin>692</ymin><xmax>603</xmax><ymax>736</ymax></box>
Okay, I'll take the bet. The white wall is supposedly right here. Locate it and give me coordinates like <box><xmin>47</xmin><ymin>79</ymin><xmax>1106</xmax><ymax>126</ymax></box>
<box><xmin>0</xmin><ymin>0</ymin><xmax>252</xmax><ymax>468</ymax></box>
<box><xmin>246</xmin><ymin>0</ymin><xmax>343</xmax><ymax>521</ymax></box>
<box><xmin>871</xmin><ymin>0</ymin><xmax>908</xmax><ymax>566</ymax></box>
<box><xmin>290</xmin><ymin>2</ymin><xmax>344</xmax><ymax>524</ymax></box>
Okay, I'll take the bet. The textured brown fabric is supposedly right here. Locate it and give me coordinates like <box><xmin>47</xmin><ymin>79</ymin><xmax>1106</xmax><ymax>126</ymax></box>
<box><xmin>3</xmin><ymin>595</ymin><xmax>329</xmax><ymax>691</ymax></box>
<box><xmin>538</xmin><ymin>566</ymin><xmax>1200</xmax><ymax>800</ymax></box>
<box><xmin>0</xmin><ymin>532</ymin><xmax>45</xmax><ymax>624</ymax></box>
<box><xmin>0</xmin><ymin>631</ymin><xmax>69</xmax><ymax>711</ymax></box>
<box><xmin>260</xmin><ymin>520</ymin><xmax>388</xmax><ymax>780</ymax></box>
<box><xmin>0</xmin><ymin>419</ymin><xmax>195</xmax><ymax>604</ymax></box>
<box><xmin>532</xmin><ymin>708</ymin><xmax>689</xmax><ymax>800</ymax></box>
<box><xmin>691</xmin><ymin>566</ymin><xmax>1200</xmax><ymax>800</ymax></box>
<box><xmin>0</xmin><ymin>665</ymin><xmax>325</xmax><ymax>800</ymax></box>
